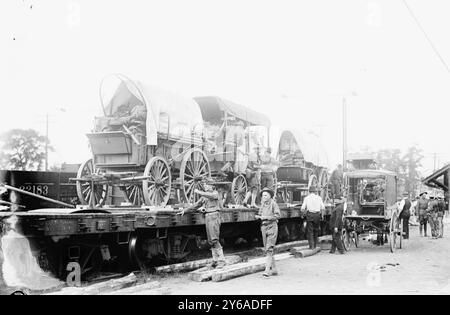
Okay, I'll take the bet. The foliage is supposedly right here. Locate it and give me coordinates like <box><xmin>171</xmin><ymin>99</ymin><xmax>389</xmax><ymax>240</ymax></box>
<box><xmin>375</xmin><ymin>145</ymin><xmax>424</xmax><ymax>196</ymax></box>
<box><xmin>0</xmin><ymin>129</ymin><xmax>52</xmax><ymax>171</ymax></box>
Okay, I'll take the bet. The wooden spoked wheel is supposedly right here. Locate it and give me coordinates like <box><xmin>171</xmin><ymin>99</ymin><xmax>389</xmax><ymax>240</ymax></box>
<box><xmin>342</xmin><ymin>229</ymin><xmax>351</xmax><ymax>251</ymax></box>
<box><xmin>143</xmin><ymin>157</ymin><xmax>172</xmax><ymax>206</ymax></box>
<box><xmin>231</xmin><ymin>174</ymin><xmax>247</xmax><ymax>205</ymax></box>
<box><xmin>76</xmin><ymin>159</ymin><xmax>108</xmax><ymax>207</ymax></box>
<box><xmin>123</xmin><ymin>184</ymin><xmax>145</xmax><ymax>206</ymax></box>
<box><xmin>308</xmin><ymin>174</ymin><xmax>318</xmax><ymax>190</ymax></box>
<box><xmin>389</xmin><ymin>213</ymin><xmax>402</xmax><ymax>253</ymax></box>
<box><xmin>180</xmin><ymin>148</ymin><xmax>211</xmax><ymax>203</ymax></box>
<box><xmin>318</xmin><ymin>170</ymin><xmax>330</xmax><ymax>201</ymax></box>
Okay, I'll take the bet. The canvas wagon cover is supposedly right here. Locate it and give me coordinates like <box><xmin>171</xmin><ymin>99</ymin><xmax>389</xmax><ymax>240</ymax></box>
<box><xmin>194</xmin><ymin>96</ymin><xmax>271</xmax><ymax>127</ymax></box>
<box><xmin>101</xmin><ymin>76</ymin><xmax>204</xmax><ymax>145</ymax></box>
<box><xmin>276</xmin><ymin>129</ymin><xmax>329</xmax><ymax>168</ymax></box>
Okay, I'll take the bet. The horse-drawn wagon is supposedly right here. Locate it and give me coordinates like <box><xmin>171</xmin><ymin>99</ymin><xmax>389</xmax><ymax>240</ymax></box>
<box><xmin>74</xmin><ymin>75</ymin><xmax>272</xmax><ymax>208</ymax></box>
<box><xmin>342</xmin><ymin>169</ymin><xmax>403</xmax><ymax>253</ymax></box>
<box><xmin>275</xmin><ymin>129</ymin><xmax>330</xmax><ymax>204</ymax></box>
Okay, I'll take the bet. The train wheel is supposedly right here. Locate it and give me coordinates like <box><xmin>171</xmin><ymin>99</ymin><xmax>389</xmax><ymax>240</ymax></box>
<box><xmin>76</xmin><ymin>159</ymin><xmax>108</xmax><ymax>207</ymax></box>
<box><xmin>143</xmin><ymin>157</ymin><xmax>172</xmax><ymax>206</ymax></box>
<box><xmin>180</xmin><ymin>148</ymin><xmax>211</xmax><ymax>203</ymax></box>
<box><xmin>231</xmin><ymin>174</ymin><xmax>247</xmax><ymax>205</ymax></box>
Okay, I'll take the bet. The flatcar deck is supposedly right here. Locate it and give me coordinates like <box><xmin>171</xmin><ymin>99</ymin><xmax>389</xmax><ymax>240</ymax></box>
<box><xmin>0</xmin><ymin>204</ymin><xmax>311</xmax><ymax>237</ymax></box>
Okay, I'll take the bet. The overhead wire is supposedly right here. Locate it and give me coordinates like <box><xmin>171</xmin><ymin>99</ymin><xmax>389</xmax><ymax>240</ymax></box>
<box><xmin>401</xmin><ymin>0</ymin><xmax>450</xmax><ymax>74</ymax></box>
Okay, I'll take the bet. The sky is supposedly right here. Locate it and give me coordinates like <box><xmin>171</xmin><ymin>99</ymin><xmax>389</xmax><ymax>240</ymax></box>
<box><xmin>1</xmin><ymin>0</ymin><xmax>450</xmax><ymax>176</ymax></box>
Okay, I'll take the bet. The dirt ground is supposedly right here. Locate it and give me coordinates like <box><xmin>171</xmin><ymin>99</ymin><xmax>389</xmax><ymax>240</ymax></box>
<box><xmin>141</xmin><ymin>217</ymin><xmax>450</xmax><ymax>295</ymax></box>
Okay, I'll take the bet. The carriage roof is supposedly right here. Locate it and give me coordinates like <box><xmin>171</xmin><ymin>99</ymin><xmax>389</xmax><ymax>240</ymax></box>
<box><xmin>276</xmin><ymin>129</ymin><xmax>329</xmax><ymax>169</ymax></box>
<box><xmin>194</xmin><ymin>96</ymin><xmax>271</xmax><ymax>127</ymax></box>
<box><xmin>345</xmin><ymin>169</ymin><xmax>397</xmax><ymax>179</ymax></box>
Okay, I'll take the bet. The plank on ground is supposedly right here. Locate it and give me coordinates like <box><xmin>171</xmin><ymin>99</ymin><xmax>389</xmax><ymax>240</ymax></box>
<box><xmin>211</xmin><ymin>253</ymin><xmax>293</xmax><ymax>282</ymax></box>
<box><xmin>47</xmin><ymin>273</ymin><xmax>137</xmax><ymax>295</ymax></box>
<box><xmin>155</xmin><ymin>255</ymin><xmax>242</xmax><ymax>274</ymax></box>
<box><xmin>102</xmin><ymin>281</ymin><xmax>161</xmax><ymax>295</ymax></box>
<box><xmin>291</xmin><ymin>247</ymin><xmax>321</xmax><ymax>258</ymax></box>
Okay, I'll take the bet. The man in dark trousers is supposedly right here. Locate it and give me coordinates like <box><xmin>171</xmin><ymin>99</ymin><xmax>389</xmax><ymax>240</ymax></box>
<box><xmin>417</xmin><ymin>192</ymin><xmax>429</xmax><ymax>237</ymax></box>
<box><xmin>330</xmin><ymin>198</ymin><xmax>345</xmax><ymax>254</ymax></box>
<box><xmin>301</xmin><ymin>186</ymin><xmax>325</xmax><ymax>249</ymax></box>
<box><xmin>178</xmin><ymin>179</ymin><xmax>226</xmax><ymax>269</ymax></box>
<box><xmin>398</xmin><ymin>192</ymin><xmax>412</xmax><ymax>239</ymax></box>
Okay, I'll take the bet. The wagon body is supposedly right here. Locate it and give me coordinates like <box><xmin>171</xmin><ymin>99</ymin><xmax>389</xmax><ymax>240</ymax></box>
<box><xmin>342</xmin><ymin>169</ymin><xmax>403</xmax><ymax>252</ymax></box>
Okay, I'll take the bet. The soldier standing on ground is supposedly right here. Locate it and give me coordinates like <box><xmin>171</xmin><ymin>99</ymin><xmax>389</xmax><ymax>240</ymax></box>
<box><xmin>255</xmin><ymin>187</ymin><xmax>281</xmax><ymax>277</ymax></box>
<box><xmin>427</xmin><ymin>196</ymin><xmax>439</xmax><ymax>239</ymax></box>
<box><xmin>437</xmin><ymin>197</ymin><xmax>445</xmax><ymax>238</ymax></box>
<box><xmin>301</xmin><ymin>186</ymin><xmax>325</xmax><ymax>249</ymax></box>
<box><xmin>417</xmin><ymin>192</ymin><xmax>429</xmax><ymax>237</ymax></box>
<box><xmin>178</xmin><ymin>180</ymin><xmax>226</xmax><ymax>269</ymax></box>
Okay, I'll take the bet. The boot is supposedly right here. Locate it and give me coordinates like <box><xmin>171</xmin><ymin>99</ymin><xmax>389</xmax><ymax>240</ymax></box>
<box><xmin>263</xmin><ymin>253</ymin><xmax>272</xmax><ymax>277</ymax></box>
<box><xmin>208</xmin><ymin>248</ymin><xmax>218</xmax><ymax>269</ymax></box>
<box><xmin>270</xmin><ymin>256</ymin><xmax>278</xmax><ymax>276</ymax></box>
<box><xmin>215</xmin><ymin>247</ymin><xmax>227</xmax><ymax>269</ymax></box>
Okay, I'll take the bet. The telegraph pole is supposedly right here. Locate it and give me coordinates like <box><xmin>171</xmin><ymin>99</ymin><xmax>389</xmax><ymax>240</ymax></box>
<box><xmin>45</xmin><ymin>113</ymin><xmax>49</xmax><ymax>171</ymax></box>
<box><xmin>343</xmin><ymin>97</ymin><xmax>348</xmax><ymax>171</ymax></box>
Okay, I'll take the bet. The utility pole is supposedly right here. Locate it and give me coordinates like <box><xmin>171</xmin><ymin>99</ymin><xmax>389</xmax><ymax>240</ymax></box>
<box><xmin>343</xmin><ymin>97</ymin><xmax>347</xmax><ymax>171</ymax></box>
<box><xmin>433</xmin><ymin>152</ymin><xmax>437</xmax><ymax>172</ymax></box>
<box><xmin>45</xmin><ymin>113</ymin><xmax>49</xmax><ymax>171</ymax></box>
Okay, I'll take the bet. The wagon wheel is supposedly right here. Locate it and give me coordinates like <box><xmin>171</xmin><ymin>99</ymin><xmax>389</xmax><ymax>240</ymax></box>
<box><xmin>231</xmin><ymin>174</ymin><xmax>247</xmax><ymax>205</ymax></box>
<box><xmin>389</xmin><ymin>213</ymin><xmax>401</xmax><ymax>253</ymax></box>
<box><xmin>76</xmin><ymin>159</ymin><xmax>108</xmax><ymax>207</ymax></box>
<box><xmin>143</xmin><ymin>157</ymin><xmax>172</xmax><ymax>206</ymax></box>
<box><xmin>308</xmin><ymin>174</ymin><xmax>318</xmax><ymax>189</ymax></box>
<box><xmin>318</xmin><ymin>170</ymin><xmax>330</xmax><ymax>201</ymax></box>
<box><xmin>342</xmin><ymin>228</ymin><xmax>353</xmax><ymax>251</ymax></box>
<box><xmin>180</xmin><ymin>148</ymin><xmax>211</xmax><ymax>203</ymax></box>
<box><xmin>123</xmin><ymin>183</ymin><xmax>145</xmax><ymax>206</ymax></box>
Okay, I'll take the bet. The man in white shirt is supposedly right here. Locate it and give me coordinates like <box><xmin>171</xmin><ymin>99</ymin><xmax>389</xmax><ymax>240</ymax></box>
<box><xmin>301</xmin><ymin>186</ymin><xmax>325</xmax><ymax>249</ymax></box>
<box><xmin>398</xmin><ymin>192</ymin><xmax>412</xmax><ymax>239</ymax></box>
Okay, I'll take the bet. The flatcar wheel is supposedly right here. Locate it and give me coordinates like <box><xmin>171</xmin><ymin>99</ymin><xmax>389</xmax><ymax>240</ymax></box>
<box><xmin>143</xmin><ymin>157</ymin><xmax>172</xmax><ymax>206</ymax></box>
<box><xmin>231</xmin><ymin>174</ymin><xmax>247</xmax><ymax>205</ymax></box>
<box><xmin>180</xmin><ymin>148</ymin><xmax>211</xmax><ymax>204</ymax></box>
<box><xmin>76</xmin><ymin>159</ymin><xmax>108</xmax><ymax>207</ymax></box>
<box><xmin>128</xmin><ymin>234</ymin><xmax>145</xmax><ymax>270</ymax></box>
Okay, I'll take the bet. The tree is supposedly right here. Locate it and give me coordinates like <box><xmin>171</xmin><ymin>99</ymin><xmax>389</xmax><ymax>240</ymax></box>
<box><xmin>374</xmin><ymin>146</ymin><xmax>424</xmax><ymax>196</ymax></box>
<box><xmin>0</xmin><ymin>129</ymin><xmax>52</xmax><ymax>171</ymax></box>
<box><xmin>401</xmin><ymin>145</ymin><xmax>424</xmax><ymax>196</ymax></box>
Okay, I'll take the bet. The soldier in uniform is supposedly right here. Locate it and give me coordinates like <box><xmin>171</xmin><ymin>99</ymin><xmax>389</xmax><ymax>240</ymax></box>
<box><xmin>398</xmin><ymin>192</ymin><xmax>412</xmax><ymax>239</ymax></box>
<box><xmin>417</xmin><ymin>192</ymin><xmax>429</xmax><ymax>237</ymax></box>
<box><xmin>255</xmin><ymin>187</ymin><xmax>281</xmax><ymax>277</ymax></box>
<box><xmin>106</xmin><ymin>103</ymin><xmax>147</xmax><ymax>137</ymax></box>
<box><xmin>437</xmin><ymin>197</ymin><xmax>445</xmax><ymax>238</ymax></box>
<box><xmin>259</xmin><ymin>148</ymin><xmax>278</xmax><ymax>190</ymax></box>
<box><xmin>330</xmin><ymin>164</ymin><xmax>344</xmax><ymax>200</ymax></box>
<box><xmin>427</xmin><ymin>196</ymin><xmax>439</xmax><ymax>238</ymax></box>
<box><xmin>329</xmin><ymin>198</ymin><xmax>346</xmax><ymax>254</ymax></box>
<box><xmin>178</xmin><ymin>180</ymin><xmax>226</xmax><ymax>269</ymax></box>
